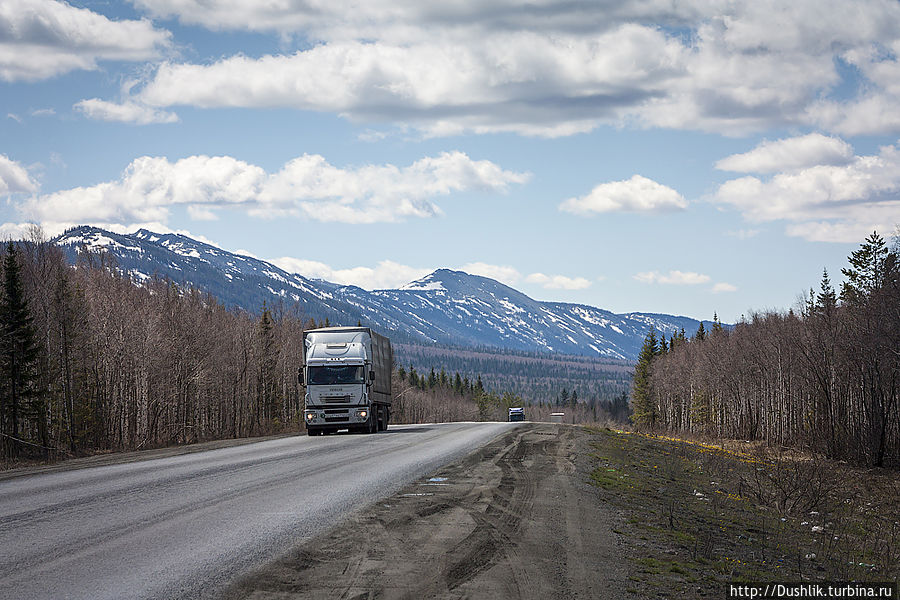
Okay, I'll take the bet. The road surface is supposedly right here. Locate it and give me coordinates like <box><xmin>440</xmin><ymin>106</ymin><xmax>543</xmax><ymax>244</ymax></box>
<box><xmin>225</xmin><ymin>423</ymin><xmax>628</xmax><ymax>599</ymax></box>
<box><xmin>0</xmin><ymin>422</ymin><xmax>514</xmax><ymax>600</ymax></box>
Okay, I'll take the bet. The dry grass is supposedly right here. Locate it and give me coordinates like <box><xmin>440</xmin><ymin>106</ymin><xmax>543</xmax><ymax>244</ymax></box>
<box><xmin>586</xmin><ymin>427</ymin><xmax>900</xmax><ymax>598</ymax></box>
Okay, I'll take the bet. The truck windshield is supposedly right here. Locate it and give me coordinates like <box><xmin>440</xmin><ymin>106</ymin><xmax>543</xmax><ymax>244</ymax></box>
<box><xmin>307</xmin><ymin>365</ymin><xmax>365</xmax><ymax>385</ymax></box>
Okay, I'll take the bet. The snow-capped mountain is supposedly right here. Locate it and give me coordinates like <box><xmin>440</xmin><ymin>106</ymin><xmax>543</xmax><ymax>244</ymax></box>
<box><xmin>53</xmin><ymin>226</ymin><xmax>716</xmax><ymax>360</ymax></box>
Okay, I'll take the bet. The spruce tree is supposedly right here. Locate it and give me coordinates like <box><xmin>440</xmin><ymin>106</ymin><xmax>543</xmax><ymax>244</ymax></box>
<box><xmin>695</xmin><ymin>322</ymin><xmax>706</xmax><ymax>341</ymax></box>
<box><xmin>0</xmin><ymin>243</ymin><xmax>43</xmax><ymax>457</ymax></box>
<box><xmin>816</xmin><ymin>267</ymin><xmax>837</xmax><ymax>314</ymax></box>
<box><xmin>841</xmin><ymin>231</ymin><xmax>891</xmax><ymax>305</ymax></box>
<box><xmin>631</xmin><ymin>329</ymin><xmax>659</xmax><ymax>430</ymax></box>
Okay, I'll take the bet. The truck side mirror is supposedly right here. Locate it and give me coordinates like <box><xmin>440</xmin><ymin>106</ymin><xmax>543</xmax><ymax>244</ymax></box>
<box><xmin>370</xmin><ymin>370</ymin><xmax>376</xmax><ymax>382</ymax></box>
<box><xmin>298</xmin><ymin>368</ymin><xmax>304</xmax><ymax>385</ymax></box>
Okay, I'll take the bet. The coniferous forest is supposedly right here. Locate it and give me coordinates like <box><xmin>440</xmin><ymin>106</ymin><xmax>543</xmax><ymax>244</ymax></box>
<box><xmin>631</xmin><ymin>232</ymin><xmax>900</xmax><ymax>469</ymax></box>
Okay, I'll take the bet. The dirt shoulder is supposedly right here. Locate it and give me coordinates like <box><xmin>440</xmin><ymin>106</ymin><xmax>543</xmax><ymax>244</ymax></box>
<box><xmin>222</xmin><ymin>423</ymin><xmax>629</xmax><ymax>600</ymax></box>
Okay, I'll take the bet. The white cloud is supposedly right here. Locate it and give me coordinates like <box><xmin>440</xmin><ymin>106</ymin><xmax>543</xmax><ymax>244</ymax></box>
<box><xmin>634</xmin><ymin>270</ymin><xmax>711</xmax><ymax>285</ymax></box>
<box><xmin>16</xmin><ymin>151</ymin><xmax>527</xmax><ymax>229</ymax></box>
<box><xmin>714</xmin><ymin>141</ymin><xmax>900</xmax><ymax>242</ymax></box>
<box><xmin>525</xmin><ymin>272</ymin><xmax>592</xmax><ymax>290</ymax></box>
<box><xmin>29</xmin><ymin>108</ymin><xmax>55</xmax><ymax>117</ymax></box>
<box><xmin>0</xmin><ymin>222</ymin><xmax>38</xmax><ymax>240</ymax></box>
<box><xmin>458</xmin><ymin>262</ymin><xmax>521</xmax><ymax>286</ymax></box>
<box><xmin>715</xmin><ymin>133</ymin><xmax>854</xmax><ymax>173</ymax></box>
<box><xmin>186</xmin><ymin>205</ymin><xmax>218</xmax><ymax>221</ymax></box>
<box><xmin>559</xmin><ymin>175</ymin><xmax>686</xmax><ymax>215</ymax></box>
<box><xmin>102</xmin><ymin>1</ymin><xmax>900</xmax><ymax>136</ymax></box>
<box><xmin>75</xmin><ymin>99</ymin><xmax>178</xmax><ymax>125</ymax></box>
<box><xmin>0</xmin><ymin>155</ymin><xmax>38</xmax><ymax>194</ymax></box>
<box><xmin>712</xmin><ymin>282</ymin><xmax>738</xmax><ymax>293</ymax></box>
<box><xmin>784</xmin><ymin>221</ymin><xmax>892</xmax><ymax>244</ymax></box>
<box><xmin>0</xmin><ymin>0</ymin><xmax>171</xmax><ymax>82</ymax></box>
<box><xmin>272</xmin><ymin>257</ymin><xmax>431</xmax><ymax>290</ymax></box>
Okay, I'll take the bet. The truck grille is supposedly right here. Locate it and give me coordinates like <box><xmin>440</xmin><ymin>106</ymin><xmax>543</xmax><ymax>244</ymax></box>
<box><xmin>323</xmin><ymin>395</ymin><xmax>352</xmax><ymax>403</ymax></box>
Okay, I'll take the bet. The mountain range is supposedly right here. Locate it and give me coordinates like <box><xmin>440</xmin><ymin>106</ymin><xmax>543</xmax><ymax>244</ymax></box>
<box><xmin>52</xmin><ymin>226</ymin><xmax>716</xmax><ymax>360</ymax></box>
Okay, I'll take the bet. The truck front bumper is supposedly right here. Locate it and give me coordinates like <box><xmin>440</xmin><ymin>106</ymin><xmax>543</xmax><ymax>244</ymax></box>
<box><xmin>305</xmin><ymin>408</ymin><xmax>370</xmax><ymax>426</ymax></box>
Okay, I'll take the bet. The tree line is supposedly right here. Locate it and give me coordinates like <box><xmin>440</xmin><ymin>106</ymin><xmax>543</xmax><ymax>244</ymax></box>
<box><xmin>0</xmin><ymin>234</ymin><xmax>314</xmax><ymax>460</ymax></box>
<box><xmin>0</xmin><ymin>232</ymin><xmax>535</xmax><ymax>462</ymax></box>
<box><xmin>631</xmin><ymin>232</ymin><xmax>900</xmax><ymax>468</ymax></box>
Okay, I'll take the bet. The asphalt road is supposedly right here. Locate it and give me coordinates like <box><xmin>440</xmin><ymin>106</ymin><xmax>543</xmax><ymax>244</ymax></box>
<box><xmin>0</xmin><ymin>422</ymin><xmax>515</xmax><ymax>600</ymax></box>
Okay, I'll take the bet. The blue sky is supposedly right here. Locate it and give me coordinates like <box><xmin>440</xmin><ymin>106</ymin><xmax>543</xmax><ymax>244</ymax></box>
<box><xmin>2</xmin><ymin>1</ymin><xmax>899</xmax><ymax>323</ymax></box>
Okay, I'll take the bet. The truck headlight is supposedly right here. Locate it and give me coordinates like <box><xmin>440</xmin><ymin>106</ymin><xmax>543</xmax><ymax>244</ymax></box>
<box><xmin>306</xmin><ymin>413</ymin><xmax>315</xmax><ymax>421</ymax></box>
<box><xmin>357</xmin><ymin>410</ymin><xmax>368</xmax><ymax>419</ymax></box>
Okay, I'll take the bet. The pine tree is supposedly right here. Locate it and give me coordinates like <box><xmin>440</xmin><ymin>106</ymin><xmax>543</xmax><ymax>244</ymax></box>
<box><xmin>815</xmin><ymin>267</ymin><xmax>837</xmax><ymax>315</ymax></box>
<box><xmin>256</xmin><ymin>305</ymin><xmax>278</xmax><ymax>429</ymax></box>
<box><xmin>0</xmin><ymin>243</ymin><xmax>43</xmax><ymax>457</ymax></box>
<box><xmin>695</xmin><ymin>322</ymin><xmax>706</xmax><ymax>342</ymax></box>
<box><xmin>841</xmin><ymin>231</ymin><xmax>891</xmax><ymax>305</ymax></box>
<box><xmin>712</xmin><ymin>313</ymin><xmax>724</xmax><ymax>335</ymax></box>
<box><xmin>631</xmin><ymin>329</ymin><xmax>659</xmax><ymax>430</ymax></box>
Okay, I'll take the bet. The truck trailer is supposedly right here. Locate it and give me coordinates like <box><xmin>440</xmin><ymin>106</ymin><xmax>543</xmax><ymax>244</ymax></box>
<box><xmin>300</xmin><ymin>327</ymin><xmax>393</xmax><ymax>436</ymax></box>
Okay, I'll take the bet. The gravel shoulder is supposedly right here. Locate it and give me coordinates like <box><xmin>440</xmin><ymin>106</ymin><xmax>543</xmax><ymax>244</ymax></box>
<box><xmin>223</xmin><ymin>423</ymin><xmax>629</xmax><ymax>600</ymax></box>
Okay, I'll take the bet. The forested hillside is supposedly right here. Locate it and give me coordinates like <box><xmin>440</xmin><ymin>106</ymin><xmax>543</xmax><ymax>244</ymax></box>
<box><xmin>394</xmin><ymin>343</ymin><xmax>631</xmax><ymax>406</ymax></box>
<box><xmin>632</xmin><ymin>232</ymin><xmax>900</xmax><ymax>468</ymax></box>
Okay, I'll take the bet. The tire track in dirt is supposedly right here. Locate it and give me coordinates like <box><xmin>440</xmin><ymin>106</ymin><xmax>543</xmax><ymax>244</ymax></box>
<box><xmin>222</xmin><ymin>423</ymin><xmax>628</xmax><ymax>600</ymax></box>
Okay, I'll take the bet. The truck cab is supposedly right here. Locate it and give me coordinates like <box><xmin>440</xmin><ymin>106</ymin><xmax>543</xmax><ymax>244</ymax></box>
<box><xmin>302</xmin><ymin>327</ymin><xmax>392</xmax><ymax>435</ymax></box>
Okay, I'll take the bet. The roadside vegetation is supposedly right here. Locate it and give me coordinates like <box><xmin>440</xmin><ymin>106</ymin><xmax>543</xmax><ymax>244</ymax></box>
<box><xmin>632</xmin><ymin>231</ymin><xmax>900</xmax><ymax>469</ymax></box>
<box><xmin>587</xmin><ymin>427</ymin><xmax>900</xmax><ymax>597</ymax></box>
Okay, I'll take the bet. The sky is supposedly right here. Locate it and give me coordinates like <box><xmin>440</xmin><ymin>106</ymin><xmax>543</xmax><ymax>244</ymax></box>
<box><xmin>2</xmin><ymin>0</ymin><xmax>900</xmax><ymax>323</ymax></box>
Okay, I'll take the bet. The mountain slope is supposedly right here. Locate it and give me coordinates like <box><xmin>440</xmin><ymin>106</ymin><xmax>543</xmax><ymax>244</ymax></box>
<box><xmin>52</xmin><ymin>226</ymin><xmax>715</xmax><ymax>360</ymax></box>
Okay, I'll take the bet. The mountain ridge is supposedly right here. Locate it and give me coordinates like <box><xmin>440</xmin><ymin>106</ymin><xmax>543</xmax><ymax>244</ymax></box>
<box><xmin>52</xmin><ymin>225</ymin><xmax>717</xmax><ymax>360</ymax></box>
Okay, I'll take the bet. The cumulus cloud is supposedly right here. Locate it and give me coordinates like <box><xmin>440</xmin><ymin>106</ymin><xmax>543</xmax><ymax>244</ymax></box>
<box><xmin>0</xmin><ymin>155</ymin><xmax>38</xmax><ymax>194</ymax></box>
<box><xmin>525</xmin><ymin>273</ymin><xmax>592</xmax><ymax>290</ymax></box>
<box><xmin>560</xmin><ymin>175</ymin><xmax>686</xmax><ymax>215</ymax></box>
<box><xmin>14</xmin><ymin>151</ymin><xmax>527</xmax><ymax>229</ymax></box>
<box><xmin>75</xmin><ymin>99</ymin><xmax>178</xmax><ymax>125</ymax></box>
<box><xmin>715</xmin><ymin>133</ymin><xmax>854</xmax><ymax>173</ymax></box>
<box><xmin>634</xmin><ymin>270</ymin><xmax>711</xmax><ymax>285</ymax></box>
<box><xmin>712</xmin><ymin>282</ymin><xmax>738</xmax><ymax>293</ymax></box>
<box><xmin>100</xmin><ymin>0</ymin><xmax>900</xmax><ymax>136</ymax></box>
<box><xmin>0</xmin><ymin>0</ymin><xmax>170</xmax><ymax>82</ymax></box>
<box><xmin>271</xmin><ymin>256</ymin><xmax>593</xmax><ymax>291</ymax></box>
<box><xmin>458</xmin><ymin>262</ymin><xmax>522</xmax><ymax>286</ymax></box>
<box><xmin>273</xmin><ymin>257</ymin><xmax>432</xmax><ymax>290</ymax></box>
<box><xmin>714</xmin><ymin>141</ymin><xmax>900</xmax><ymax>242</ymax></box>
<box><xmin>132</xmin><ymin>27</ymin><xmax>681</xmax><ymax>137</ymax></box>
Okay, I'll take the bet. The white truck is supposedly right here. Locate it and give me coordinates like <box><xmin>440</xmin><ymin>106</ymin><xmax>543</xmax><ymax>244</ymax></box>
<box><xmin>300</xmin><ymin>327</ymin><xmax>393</xmax><ymax>436</ymax></box>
